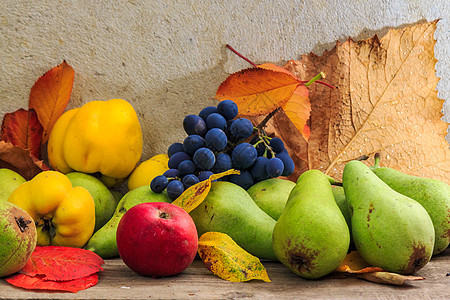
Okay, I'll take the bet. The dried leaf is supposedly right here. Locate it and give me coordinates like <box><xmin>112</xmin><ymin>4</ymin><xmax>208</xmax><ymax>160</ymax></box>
<box><xmin>215</xmin><ymin>67</ymin><xmax>300</xmax><ymax>116</ymax></box>
<box><xmin>0</xmin><ymin>141</ymin><xmax>49</xmax><ymax>180</ymax></box>
<box><xmin>1</xmin><ymin>108</ymin><xmax>43</xmax><ymax>158</ymax></box>
<box><xmin>29</xmin><ymin>61</ymin><xmax>74</xmax><ymax>143</ymax></box>
<box><xmin>358</xmin><ymin>272</ymin><xmax>424</xmax><ymax>285</ymax></box>
<box><xmin>172</xmin><ymin>169</ymin><xmax>240</xmax><ymax>213</ymax></box>
<box><xmin>19</xmin><ymin>246</ymin><xmax>104</xmax><ymax>281</ymax></box>
<box><xmin>267</xmin><ymin>20</ymin><xmax>449</xmax><ymax>183</ymax></box>
<box><xmin>198</xmin><ymin>232</ymin><xmax>271</xmax><ymax>282</ymax></box>
<box><xmin>333</xmin><ymin>251</ymin><xmax>424</xmax><ymax>285</ymax></box>
<box><xmin>5</xmin><ymin>273</ymin><xmax>98</xmax><ymax>293</ymax></box>
<box><xmin>335</xmin><ymin>251</ymin><xmax>383</xmax><ymax>273</ymax></box>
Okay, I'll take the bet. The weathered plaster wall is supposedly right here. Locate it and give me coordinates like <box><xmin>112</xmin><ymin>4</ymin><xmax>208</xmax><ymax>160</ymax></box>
<box><xmin>0</xmin><ymin>0</ymin><xmax>449</xmax><ymax>160</ymax></box>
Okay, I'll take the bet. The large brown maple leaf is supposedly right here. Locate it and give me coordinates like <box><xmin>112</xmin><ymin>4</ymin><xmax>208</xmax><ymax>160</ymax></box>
<box><xmin>265</xmin><ymin>20</ymin><xmax>449</xmax><ymax>183</ymax></box>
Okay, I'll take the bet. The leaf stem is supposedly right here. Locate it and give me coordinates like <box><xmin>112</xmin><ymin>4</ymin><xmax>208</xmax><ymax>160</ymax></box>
<box><xmin>304</xmin><ymin>72</ymin><xmax>326</xmax><ymax>87</ymax></box>
<box><xmin>300</xmin><ymin>80</ymin><xmax>335</xmax><ymax>89</ymax></box>
<box><xmin>226</xmin><ymin>44</ymin><xmax>257</xmax><ymax>68</ymax></box>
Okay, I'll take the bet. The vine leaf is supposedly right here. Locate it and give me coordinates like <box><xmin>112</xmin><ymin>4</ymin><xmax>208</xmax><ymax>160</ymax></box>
<box><xmin>265</xmin><ymin>20</ymin><xmax>449</xmax><ymax>183</ymax></box>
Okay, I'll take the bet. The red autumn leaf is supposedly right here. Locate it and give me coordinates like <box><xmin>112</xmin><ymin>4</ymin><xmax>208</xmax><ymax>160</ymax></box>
<box><xmin>5</xmin><ymin>273</ymin><xmax>98</xmax><ymax>293</ymax></box>
<box><xmin>0</xmin><ymin>141</ymin><xmax>49</xmax><ymax>180</ymax></box>
<box><xmin>29</xmin><ymin>61</ymin><xmax>74</xmax><ymax>143</ymax></box>
<box><xmin>1</xmin><ymin>108</ymin><xmax>43</xmax><ymax>158</ymax></box>
<box><xmin>19</xmin><ymin>246</ymin><xmax>104</xmax><ymax>281</ymax></box>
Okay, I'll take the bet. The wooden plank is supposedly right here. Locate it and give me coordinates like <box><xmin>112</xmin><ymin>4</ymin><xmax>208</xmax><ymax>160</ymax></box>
<box><xmin>0</xmin><ymin>248</ymin><xmax>449</xmax><ymax>299</ymax></box>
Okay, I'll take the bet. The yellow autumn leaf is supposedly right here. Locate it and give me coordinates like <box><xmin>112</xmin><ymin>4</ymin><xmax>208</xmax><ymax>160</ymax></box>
<box><xmin>172</xmin><ymin>169</ymin><xmax>240</xmax><ymax>213</ymax></box>
<box><xmin>198</xmin><ymin>232</ymin><xmax>271</xmax><ymax>283</ymax></box>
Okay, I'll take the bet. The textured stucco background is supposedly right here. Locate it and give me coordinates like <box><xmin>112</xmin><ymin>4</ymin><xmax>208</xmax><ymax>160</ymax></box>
<box><xmin>0</xmin><ymin>0</ymin><xmax>449</xmax><ymax>161</ymax></box>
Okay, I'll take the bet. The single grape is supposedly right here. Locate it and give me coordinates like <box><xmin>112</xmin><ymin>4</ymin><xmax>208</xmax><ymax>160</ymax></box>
<box><xmin>212</xmin><ymin>153</ymin><xmax>232</xmax><ymax>173</ymax></box>
<box><xmin>167</xmin><ymin>142</ymin><xmax>184</xmax><ymax>158</ymax></box>
<box><xmin>231</xmin><ymin>143</ymin><xmax>257</xmax><ymax>169</ymax></box>
<box><xmin>229</xmin><ymin>118</ymin><xmax>254</xmax><ymax>142</ymax></box>
<box><xmin>166</xmin><ymin>179</ymin><xmax>185</xmax><ymax>201</ymax></box>
<box><xmin>182</xmin><ymin>174</ymin><xmax>200</xmax><ymax>189</ymax></box>
<box><xmin>255</xmin><ymin>143</ymin><xmax>266</xmax><ymax>157</ymax></box>
<box><xmin>205</xmin><ymin>128</ymin><xmax>227</xmax><ymax>152</ymax></box>
<box><xmin>163</xmin><ymin>168</ymin><xmax>179</xmax><ymax>178</ymax></box>
<box><xmin>266</xmin><ymin>157</ymin><xmax>284</xmax><ymax>178</ymax></box>
<box><xmin>193</xmin><ymin>147</ymin><xmax>216</xmax><ymax>170</ymax></box>
<box><xmin>249</xmin><ymin>135</ymin><xmax>259</xmax><ymax>145</ymax></box>
<box><xmin>183</xmin><ymin>134</ymin><xmax>206</xmax><ymax>155</ymax></box>
<box><xmin>199</xmin><ymin>106</ymin><xmax>218</xmax><ymax>121</ymax></box>
<box><xmin>150</xmin><ymin>175</ymin><xmax>168</xmax><ymax>193</ymax></box>
<box><xmin>217</xmin><ymin>100</ymin><xmax>238</xmax><ymax>120</ymax></box>
<box><xmin>168</xmin><ymin>151</ymin><xmax>190</xmax><ymax>169</ymax></box>
<box><xmin>251</xmin><ymin>156</ymin><xmax>270</xmax><ymax>182</ymax></box>
<box><xmin>198</xmin><ymin>171</ymin><xmax>214</xmax><ymax>181</ymax></box>
<box><xmin>206</xmin><ymin>113</ymin><xmax>227</xmax><ymax>131</ymax></box>
<box><xmin>229</xmin><ymin>170</ymin><xmax>254</xmax><ymax>190</ymax></box>
<box><xmin>276</xmin><ymin>151</ymin><xmax>295</xmax><ymax>176</ymax></box>
<box><xmin>183</xmin><ymin>114</ymin><xmax>207</xmax><ymax>136</ymax></box>
<box><xmin>269</xmin><ymin>137</ymin><xmax>285</xmax><ymax>153</ymax></box>
<box><xmin>178</xmin><ymin>160</ymin><xmax>196</xmax><ymax>177</ymax></box>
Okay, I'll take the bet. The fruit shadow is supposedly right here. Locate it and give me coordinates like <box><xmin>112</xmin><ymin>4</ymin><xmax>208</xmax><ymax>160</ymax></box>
<box><xmin>133</xmin><ymin>48</ymin><xmax>231</xmax><ymax>159</ymax></box>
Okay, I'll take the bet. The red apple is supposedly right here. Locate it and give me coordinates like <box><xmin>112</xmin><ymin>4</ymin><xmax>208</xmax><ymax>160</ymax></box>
<box><xmin>116</xmin><ymin>202</ymin><xmax>198</xmax><ymax>277</ymax></box>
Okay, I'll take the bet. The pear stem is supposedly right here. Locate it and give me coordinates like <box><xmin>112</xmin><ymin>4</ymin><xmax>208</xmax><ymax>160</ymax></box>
<box><xmin>373</xmin><ymin>153</ymin><xmax>381</xmax><ymax>168</ymax></box>
<box><xmin>356</xmin><ymin>154</ymin><xmax>370</xmax><ymax>161</ymax></box>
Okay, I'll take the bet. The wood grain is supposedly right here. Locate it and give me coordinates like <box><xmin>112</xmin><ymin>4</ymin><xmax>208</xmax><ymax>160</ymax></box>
<box><xmin>0</xmin><ymin>248</ymin><xmax>448</xmax><ymax>299</ymax></box>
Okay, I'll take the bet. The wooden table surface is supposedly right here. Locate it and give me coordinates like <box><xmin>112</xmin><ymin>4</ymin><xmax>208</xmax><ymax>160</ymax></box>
<box><xmin>1</xmin><ymin>248</ymin><xmax>449</xmax><ymax>299</ymax></box>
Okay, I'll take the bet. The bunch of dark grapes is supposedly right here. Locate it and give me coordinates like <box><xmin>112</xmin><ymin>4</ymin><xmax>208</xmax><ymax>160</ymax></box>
<box><xmin>151</xmin><ymin>99</ymin><xmax>295</xmax><ymax>200</ymax></box>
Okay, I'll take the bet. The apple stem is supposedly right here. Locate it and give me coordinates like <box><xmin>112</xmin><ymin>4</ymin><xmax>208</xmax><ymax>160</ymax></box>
<box><xmin>226</xmin><ymin>44</ymin><xmax>257</xmax><ymax>68</ymax></box>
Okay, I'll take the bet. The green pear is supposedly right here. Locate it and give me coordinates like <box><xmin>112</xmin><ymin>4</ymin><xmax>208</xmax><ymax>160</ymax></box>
<box><xmin>66</xmin><ymin>172</ymin><xmax>118</xmax><ymax>232</ymax></box>
<box><xmin>247</xmin><ymin>178</ymin><xmax>296</xmax><ymax>220</ymax></box>
<box><xmin>372</xmin><ymin>163</ymin><xmax>450</xmax><ymax>255</ymax></box>
<box><xmin>332</xmin><ymin>185</ymin><xmax>355</xmax><ymax>250</ymax></box>
<box><xmin>332</xmin><ymin>186</ymin><xmax>351</xmax><ymax>229</ymax></box>
<box><xmin>0</xmin><ymin>201</ymin><xmax>37</xmax><ymax>277</ymax></box>
<box><xmin>272</xmin><ymin>170</ymin><xmax>350</xmax><ymax>279</ymax></box>
<box><xmin>343</xmin><ymin>160</ymin><xmax>435</xmax><ymax>274</ymax></box>
<box><xmin>0</xmin><ymin>169</ymin><xmax>26</xmax><ymax>202</ymax></box>
<box><xmin>190</xmin><ymin>181</ymin><xmax>277</xmax><ymax>261</ymax></box>
<box><xmin>85</xmin><ymin>185</ymin><xmax>171</xmax><ymax>258</ymax></box>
